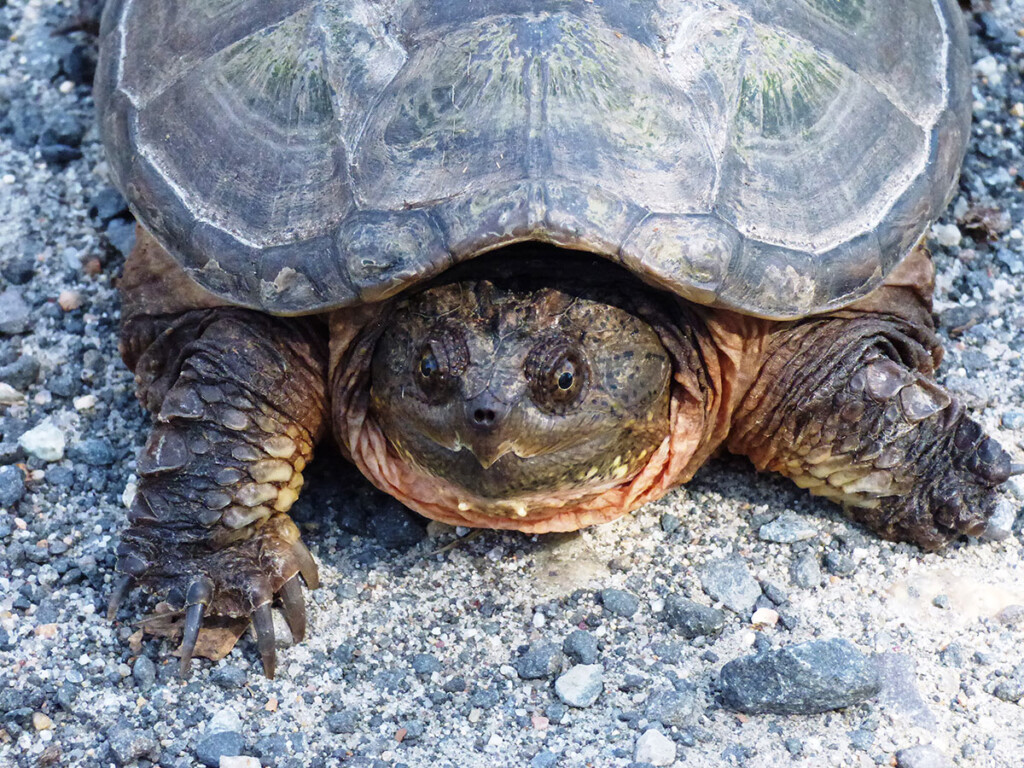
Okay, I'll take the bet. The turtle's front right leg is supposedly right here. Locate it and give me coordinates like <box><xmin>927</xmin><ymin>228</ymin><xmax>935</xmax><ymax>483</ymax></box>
<box><xmin>726</xmin><ymin>311</ymin><xmax>1017</xmax><ymax>551</ymax></box>
<box><xmin>111</xmin><ymin>307</ymin><xmax>328</xmax><ymax>677</ymax></box>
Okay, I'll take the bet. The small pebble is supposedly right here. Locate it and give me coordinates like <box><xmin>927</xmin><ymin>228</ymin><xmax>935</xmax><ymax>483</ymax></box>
<box><xmin>195</xmin><ymin>731</ymin><xmax>244</xmax><ymax>768</ymax></box>
<box><xmin>758</xmin><ymin>513</ymin><xmax>817</xmax><ymax>543</ymax></box>
<box><xmin>0</xmin><ymin>288</ymin><xmax>31</xmax><ymax>335</ymax></box>
<box><xmin>662</xmin><ymin>595</ymin><xmax>726</xmax><ymax>638</ymax></box>
<box><xmin>750</xmin><ymin>608</ymin><xmax>779</xmax><ymax>627</ymax></box>
<box><xmin>220</xmin><ymin>758</ymin><xmax>261</xmax><ymax>768</ymax></box>
<box><xmin>634</xmin><ymin>729</ymin><xmax>676</xmax><ymax>766</ymax></box>
<box><xmin>0</xmin><ymin>383</ymin><xmax>25</xmax><ymax>405</ymax></box>
<box><xmin>132</xmin><ymin>656</ymin><xmax>156</xmax><ymax>691</ymax></box>
<box><xmin>554</xmin><ymin>664</ymin><xmax>604</xmax><ymax>707</ymax></box>
<box><xmin>73</xmin><ymin>394</ymin><xmax>97</xmax><ymax>411</ymax></box>
<box><xmin>0</xmin><ymin>465</ymin><xmax>26</xmax><ymax>507</ymax></box>
<box><xmin>644</xmin><ymin>687</ymin><xmax>699</xmax><ymax>727</ymax></box>
<box><xmin>411</xmin><ymin>653</ymin><xmax>441</xmax><ymax>675</ymax></box>
<box><xmin>895</xmin><ymin>744</ymin><xmax>953</xmax><ymax>768</ymax></box>
<box><xmin>563</xmin><ymin>629</ymin><xmax>598</xmax><ymax>665</ymax></box>
<box><xmin>18</xmin><ymin>420</ymin><xmax>66</xmax><ymax>461</ymax></box>
<box><xmin>57</xmin><ymin>290</ymin><xmax>83</xmax><ymax>311</ymax></box>
<box><xmin>700</xmin><ymin>558</ymin><xmax>761</xmax><ymax>614</ymax></box>
<box><xmin>931</xmin><ymin>223</ymin><xmax>962</xmax><ymax>247</ymax></box>
<box><xmin>791</xmin><ymin>554</ymin><xmax>823</xmax><ymax>589</ymax></box>
<box><xmin>32</xmin><ymin>712</ymin><xmax>53</xmax><ymax>731</ymax></box>
<box><xmin>515</xmin><ymin>641</ymin><xmax>563</xmax><ymax>680</ymax></box>
<box><xmin>600</xmin><ymin>588</ymin><xmax>639</xmax><ymax>618</ymax></box>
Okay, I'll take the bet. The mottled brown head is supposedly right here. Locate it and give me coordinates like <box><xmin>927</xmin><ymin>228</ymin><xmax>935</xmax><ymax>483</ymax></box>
<box><xmin>369</xmin><ymin>271</ymin><xmax>672</xmax><ymax>502</ymax></box>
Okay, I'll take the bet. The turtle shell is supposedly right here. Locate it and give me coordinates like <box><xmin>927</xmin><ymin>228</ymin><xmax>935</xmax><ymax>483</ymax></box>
<box><xmin>95</xmin><ymin>0</ymin><xmax>970</xmax><ymax>319</ymax></box>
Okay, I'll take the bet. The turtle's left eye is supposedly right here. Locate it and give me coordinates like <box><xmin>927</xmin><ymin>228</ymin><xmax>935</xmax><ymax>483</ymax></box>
<box><xmin>525</xmin><ymin>337</ymin><xmax>588</xmax><ymax>414</ymax></box>
<box><xmin>413</xmin><ymin>326</ymin><xmax>468</xmax><ymax>404</ymax></box>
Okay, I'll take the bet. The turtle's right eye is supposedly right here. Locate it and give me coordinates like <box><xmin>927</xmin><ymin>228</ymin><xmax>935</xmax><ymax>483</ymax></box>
<box><xmin>413</xmin><ymin>327</ymin><xmax>468</xmax><ymax>403</ymax></box>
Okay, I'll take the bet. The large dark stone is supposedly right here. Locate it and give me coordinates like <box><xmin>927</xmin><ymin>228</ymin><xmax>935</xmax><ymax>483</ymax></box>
<box><xmin>719</xmin><ymin>639</ymin><xmax>881</xmax><ymax>714</ymax></box>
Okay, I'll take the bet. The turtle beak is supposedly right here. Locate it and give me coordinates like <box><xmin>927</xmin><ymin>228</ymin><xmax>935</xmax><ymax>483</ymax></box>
<box><xmin>462</xmin><ymin>395</ymin><xmax>514</xmax><ymax>469</ymax></box>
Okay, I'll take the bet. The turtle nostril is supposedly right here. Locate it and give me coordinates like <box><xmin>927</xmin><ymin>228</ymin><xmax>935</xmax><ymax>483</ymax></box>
<box><xmin>473</xmin><ymin>408</ymin><xmax>496</xmax><ymax>426</ymax></box>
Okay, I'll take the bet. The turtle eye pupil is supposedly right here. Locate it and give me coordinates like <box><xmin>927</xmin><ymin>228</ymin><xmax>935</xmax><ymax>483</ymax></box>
<box><xmin>557</xmin><ymin>370</ymin><xmax>574</xmax><ymax>390</ymax></box>
<box><xmin>419</xmin><ymin>351</ymin><xmax>439</xmax><ymax>378</ymax></box>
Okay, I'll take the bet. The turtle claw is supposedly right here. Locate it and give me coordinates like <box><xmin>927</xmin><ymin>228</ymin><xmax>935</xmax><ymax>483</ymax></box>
<box><xmin>278</xmin><ymin>575</ymin><xmax>307</xmax><ymax>643</ymax></box>
<box><xmin>294</xmin><ymin>540</ymin><xmax>320</xmax><ymax>589</ymax></box>
<box><xmin>179</xmin><ymin>577</ymin><xmax>213</xmax><ymax>677</ymax></box>
<box><xmin>179</xmin><ymin>601</ymin><xmax>206</xmax><ymax>677</ymax></box>
<box><xmin>107</xmin><ymin>575</ymin><xmax>134</xmax><ymax>620</ymax></box>
<box><xmin>252</xmin><ymin>603</ymin><xmax>277</xmax><ymax>679</ymax></box>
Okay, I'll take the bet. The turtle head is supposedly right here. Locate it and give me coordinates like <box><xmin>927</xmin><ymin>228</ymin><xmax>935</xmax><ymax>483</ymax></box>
<box><xmin>368</xmin><ymin>273</ymin><xmax>672</xmax><ymax>509</ymax></box>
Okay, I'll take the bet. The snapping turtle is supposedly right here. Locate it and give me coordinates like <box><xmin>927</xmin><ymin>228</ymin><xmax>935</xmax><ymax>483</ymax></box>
<box><xmin>96</xmin><ymin>0</ymin><xmax>1020</xmax><ymax>676</ymax></box>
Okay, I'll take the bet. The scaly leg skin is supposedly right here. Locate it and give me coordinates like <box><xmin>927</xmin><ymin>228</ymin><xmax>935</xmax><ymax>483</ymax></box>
<box><xmin>728</xmin><ymin>312</ymin><xmax>1017</xmax><ymax>551</ymax></box>
<box><xmin>109</xmin><ymin>308</ymin><xmax>328</xmax><ymax>677</ymax></box>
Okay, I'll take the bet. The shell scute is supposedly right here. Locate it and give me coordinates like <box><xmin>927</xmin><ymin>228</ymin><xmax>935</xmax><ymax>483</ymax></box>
<box><xmin>97</xmin><ymin>0</ymin><xmax>970</xmax><ymax>319</ymax></box>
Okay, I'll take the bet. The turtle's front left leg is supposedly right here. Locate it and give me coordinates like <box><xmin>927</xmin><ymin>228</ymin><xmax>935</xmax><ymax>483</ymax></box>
<box><xmin>726</xmin><ymin>311</ymin><xmax>1016</xmax><ymax>551</ymax></box>
<box><xmin>111</xmin><ymin>307</ymin><xmax>328</xmax><ymax>677</ymax></box>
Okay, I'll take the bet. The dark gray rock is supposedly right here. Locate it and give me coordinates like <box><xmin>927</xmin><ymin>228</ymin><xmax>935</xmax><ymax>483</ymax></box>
<box><xmin>1</xmin><ymin>254</ymin><xmax>35</xmax><ymax>285</ymax></box>
<box><xmin>719</xmin><ymin>639</ymin><xmax>881</xmax><ymax>714</ymax></box>
<box><xmin>824</xmin><ymin>551</ymin><xmax>857</xmax><ymax>576</ymax></box>
<box><xmin>411</xmin><ymin>653</ymin><xmax>441</xmax><ymax>675</ymax></box>
<box><xmin>132</xmin><ymin>655</ymin><xmax>156</xmax><ymax>691</ymax></box>
<box><xmin>70</xmin><ymin>438</ymin><xmax>115</xmax><ymax>466</ymax></box>
<box><xmin>515</xmin><ymin>641</ymin><xmax>564</xmax><ymax>679</ymax></box>
<box><xmin>661</xmin><ymin>595</ymin><xmax>726</xmax><ymax>638</ymax></box>
<box><xmin>0</xmin><ymin>465</ymin><xmax>26</xmax><ymax>507</ymax></box>
<box><xmin>90</xmin><ymin>187</ymin><xmax>129</xmax><ymax>223</ymax></box>
<box><xmin>0</xmin><ymin>355</ymin><xmax>39</xmax><ymax>390</ymax></box>
<box><xmin>993</xmin><ymin>664</ymin><xmax>1024</xmax><ymax>702</ymax></box>
<box><xmin>326</xmin><ymin>709</ymin><xmax>359</xmax><ymax>734</ymax></box>
<box><xmin>563</xmin><ymin>629</ymin><xmax>598</xmax><ymax>664</ymax></box>
<box><xmin>0</xmin><ymin>289</ymin><xmax>31</xmax><ymax>335</ymax></box>
<box><xmin>875</xmin><ymin>653</ymin><xmax>938</xmax><ymax>729</ymax></box>
<box><xmin>107</xmin><ymin>719</ymin><xmax>158</xmax><ymax>767</ymax></box>
<box><xmin>600</xmin><ymin>588</ymin><xmax>639</xmax><ymax>618</ymax></box>
<box><xmin>104</xmin><ymin>218</ymin><xmax>137</xmax><ymax>257</ymax></box>
<box><xmin>195</xmin><ymin>731</ymin><xmax>244</xmax><ymax>768</ymax></box>
<box><xmin>531</xmin><ymin>751</ymin><xmax>559</xmax><ymax>768</ymax></box>
<box><xmin>895</xmin><ymin>744</ymin><xmax>952</xmax><ymax>768</ymax></box>
<box><xmin>791</xmin><ymin>553</ymin><xmax>823</xmax><ymax>589</ymax></box>
<box><xmin>40</xmin><ymin>112</ymin><xmax>85</xmax><ymax>147</ymax></box>
<box><xmin>643</xmin><ymin>687</ymin><xmax>699</xmax><ymax>727</ymax></box>
<box><xmin>699</xmin><ymin>558</ymin><xmax>760</xmax><ymax>614</ymax></box>
<box><xmin>211</xmin><ymin>665</ymin><xmax>247</xmax><ymax>689</ymax></box>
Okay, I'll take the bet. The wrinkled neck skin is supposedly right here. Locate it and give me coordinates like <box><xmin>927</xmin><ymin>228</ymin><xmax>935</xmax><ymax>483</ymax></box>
<box><xmin>328</xmin><ymin>263</ymin><xmax>770</xmax><ymax>533</ymax></box>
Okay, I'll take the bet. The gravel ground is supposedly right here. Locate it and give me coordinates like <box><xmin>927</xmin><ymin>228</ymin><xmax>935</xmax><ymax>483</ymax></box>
<box><xmin>2</xmin><ymin>2</ymin><xmax>1024</xmax><ymax>767</ymax></box>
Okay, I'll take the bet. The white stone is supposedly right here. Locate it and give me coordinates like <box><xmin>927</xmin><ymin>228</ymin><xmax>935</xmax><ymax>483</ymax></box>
<box><xmin>208</xmin><ymin>707</ymin><xmax>242</xmax><ymax>734</ymax></box>
<box><xmin>122</xmin><ymin>482</ymin><xmax>137</xmax><ymax>508</ymax></box>
<box><xmin>931</xmin><ymin>223</ymin><xmax>961</xmax><ymax>248</ymax></box>
<box><xmin>0</xmin><ymin>383</ymin><xmax>25</xmax><ymax>405</ymax></box>
<box><xmin>635</xmin><ymin>729</ymin><xmax>676</xmax><ymax>766</ymax></box>
<box><xmin>555</xmin><ymin>664</ymin><xmax>604</xmax><ymax>708</ymax></box>
<box><xmin>973</xmin><ymin>55</ymin><xmax>1001</xmax><ymax>85</ymax></box>
<box><xmin>751</xmin><ymin>608</ymin><xmax>779</xmax><ymax>627</ymax></box>
<box><xmin>220</xmin><ymin>758</ymin><xmax>260</xmax><ymax>768</ymax></box>
<box><xmin>73</xmin><ymin>394</ymin><xmax>97</xmax><ymax>411</ymax></box>
<box><xmin>18</xmin><ymin>420</ymin><xmax>65</xmax><ymax>461</ymax></box>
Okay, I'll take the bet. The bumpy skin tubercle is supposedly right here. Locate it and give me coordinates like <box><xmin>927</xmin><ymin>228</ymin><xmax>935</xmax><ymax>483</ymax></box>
<box><xmin>113</xmin><ymin>265</ymin><xmax>328</xmax><ymax>676</ymax></box>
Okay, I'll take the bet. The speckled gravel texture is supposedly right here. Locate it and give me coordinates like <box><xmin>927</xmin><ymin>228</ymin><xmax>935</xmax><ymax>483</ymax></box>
<box><xmin>2</xmin><ymin>2</ymin><xmax>1024</xmax><ymax>767</ymax></box>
